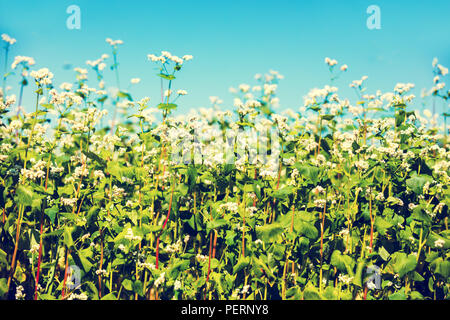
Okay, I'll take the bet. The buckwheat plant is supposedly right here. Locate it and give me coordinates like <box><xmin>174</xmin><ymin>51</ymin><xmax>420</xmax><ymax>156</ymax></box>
<box><xmin>0</xmin><ymin>34</ymin><xmax>448</xmax><ymax>302</ymax></box>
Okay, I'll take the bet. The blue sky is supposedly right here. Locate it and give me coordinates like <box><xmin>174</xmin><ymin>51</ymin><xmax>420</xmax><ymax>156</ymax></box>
<box><xmin>1</xmin><ymin>0</ymin><xmax>449</xmax><ymax>116</ymax></box>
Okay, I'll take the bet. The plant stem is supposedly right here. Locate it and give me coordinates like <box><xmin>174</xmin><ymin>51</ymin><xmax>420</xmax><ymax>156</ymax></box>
<box><xmin>155</xmin><ymin>180</ymin><xmax>175</xmax><ymax>269</ymax></box>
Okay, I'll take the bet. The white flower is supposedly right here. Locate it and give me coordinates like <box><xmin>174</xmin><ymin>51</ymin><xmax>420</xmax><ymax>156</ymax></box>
<box><xmin>434</xmin><ymin>239</ymin><xmax>445</xmax><ymax>248</ymax></box>
<box><xmin>196</xmin><ymin>254</ymin><xmax>208</xmax><ymax>263</ymax></box>
<box><xmin>130</xmin><ymin>78</ymin><xmax>141</xmax><ymax>84</ymax></box>
<box><xmin>30</xmin><ymin>68</ymin><xmax>54</xmax><ymax>86</ymax></box>
<box><xmin>11</xmin><ymin>56</ymin><xmax>35</xmax><ymax>69</ymax></box>
<box><xmin>106</xmin><ymin>38</ymin><xmax>123</xmax><ymax>46</ymax></box>
<box><xmin>239</xmin><ymin>84</ymin><xmax>250</xmax><ymax>93</ymax></box>
<box><xmin>15</xmin><ymin>285</ymin><xmax>25</xmax><ymax>300</ymax></box>
<box><xmin>432</xmin><ymin>57</ymin><xmax>438</xmax><ymax>67</ymax></box>
<box><xmin>338</xmin><ymin>274</ymin><xmax>353</xmax><ymax>285</ymax></box>
<box><xmin>174</xmin><ymin>280</ymin><xmax>182</xmax><ymax>291</ymax></box>
<box><xmin>2</xmin><ymin>33</ymin><xmax>16</xmax><ymax>45</ymax></box>
<box><xmin>219</xmin><ymin>202</ymin><xmax>239</xmax><ymax>213</ymax></box>
<box><xmin>312</xmin><ymin>185</ymin><xmax>325</xmax><ymax>195</ymax></box>
<box><xmin>325</xmin><ymin>57</ymin><xmax>338</xmax><ymax>67</ymax></box>
<box><xmin>423</xmin><ymin>109</ymin><xmax>432</xmax><ymax>118</ymax></box>
<box><xmin>67</xmin><ymin>292</ymin><xmax>88</xmax><ymax>300</ymax></box>
<box><xmin>437</xmin><ymin>64</ymin><xmax>448</xmax><ymax>76</ymax></box>
<box><xmin>209</xmin><ymin>96</ymin><xmax>223</xmax><ymax>105</ymax></box>
<box><xmin>80</xmin><ymin>233</ymin><xmax>91</xmax><ymax>242</ymax></box>
<box><xmin>154</xmin><ymin>272</ymin><xmax>165</xmax><ymax>288</ymax></box>
<box><xmin>61</xmin><ymin>197</ymin><xmax>78</xmax><ymax>208</ymax></box>
<box><xmin>95</xmin><ymin>269</ymin><xmax>108</xmax><ymax>276</ymax></box>
<box><xmin>241</xmin><ymin>285</ymin><xmax>250</xmax><ymax>295</ymax></box>
<box><xmin>366</xmin><ymin>280</ymin><xmax>377</xmax><ymax>290</ymax></box>
<box><xmin>255</xmin><ymin>239</ymin><xmax>264</xmax><ymax>246</ymax></box>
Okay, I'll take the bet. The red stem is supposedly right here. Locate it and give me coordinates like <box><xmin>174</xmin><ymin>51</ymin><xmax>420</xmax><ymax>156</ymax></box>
<box><xmin>155</xmin><ymin>182</ymin><xmax>175</xmax><ymax>269</ymax></box>
<box><xmin>61</xmin><ymin>249</ymin><xmax>70</xmax><ymax>299</ymax></box>
<box><xmin>34</xmin><ymin>211</ymin><xmax>44</xmax><ymax>300</ymax></box>
<box><xmin>206</xmin><ymin>232</ymin><xmax>213</xmax><ymax>283</ymax></box>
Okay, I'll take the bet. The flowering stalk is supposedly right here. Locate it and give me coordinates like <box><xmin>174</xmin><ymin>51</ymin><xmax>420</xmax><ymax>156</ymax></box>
<box><xmin>155</xmin><ymin>180</ymin><xmax>175</xmax><ymax>269</ymax></box>
<box><xmin>7</xmin><ymin>89</ymin><xmax>41</xmax><ymax>293</ymax></box>
<box><xmin>2</xmin><ymin>40</ymin><xmax>10</xmax><ymax>100</ymax></box>
<box><xmin>319</xmin><ymin>190</ymin><xmax>327</xmax><ymax>292</ymax></box>
<box><xmin>206</xmin><ymin>205</ymin><xmax>214</xmax><ymax>293</ymax></box>
<box><xmin>268</xmin><ymin>162</ymin><xmax>282</xmax><ymax>224</ymax></box>
<box><xmin>98</xmin><ymin>231</ymin><xmax>104</xmax><ymax>298</ymax></box>
<box><xmin>241</xmin><ymin>194</ymin><xmax>246</xmax><ymax>258</ymax></box>
<box><xmin>61</xmin><ymin>248</ymin><xmax>70</xmax><ymax>298</ymax></box>
<box><xmin>34</xmin><ymin>156</ymin><xmax>51</xmax><ymax>300</ymax></box>
<box><xmin>363</xmin><ymin>194</ymin><xmax>374</xmax><ymax>300</ymax></box>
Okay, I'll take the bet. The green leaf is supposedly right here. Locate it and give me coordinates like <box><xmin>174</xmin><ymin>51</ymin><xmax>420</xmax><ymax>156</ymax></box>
<box><xmin>107</xmin><ymin>161</ymin><xmax>125</xmax><ymax>180</ymax></box>
<box><xmin>141</xmin><ymin>224</ymin><xmax>163</xmax><ymax>234</ymax></box>
<box><xmin>303</xmin><ymin>283</ymin><xmax>322</xmax><ymax>300</ymax></box>
<box><xmin>271</xmin><ymin>186</ymin><xmax>295</xmax><ymax>200</ymax></box>
<box><xmin>117</xmin><ymin>91</ymin><xmax>133</xmax><ymax>101</ymax></box>
<box><xmin>206</xmin><ymin>219</ymin><xmax>229</xmax><ymax>234</ymax></box>
<box><xmin>63</xmin><ymin>227</ymin><xmax>74</xmax><ymax>248</ymax></box>
<box><xmin>122</xmin><ymin>279</ymin><xmax>133</xmax><ymax>291</ymax></box>
<box><xmin>331</xmin><ymin>250</ymin><xmax>355</xmax><ymax>275</ymax></box>
<box><xmin>391</xmin><ymin>252</ymin><xmax>417</xmax><ymax>277</ymax></box>
<box><xmin>425</xmin><ymin>232</ymin><xmax>450</xmax><ymax>249</ymax></box>
<box><xmin>72</xmin><ymin>251</ymin><xmax>93</xmax><ymax>273</ymax></box>
<box><xmin>410</xmin><ymin>206</ymin><xmax>432</xmax><ymax>225</ymax></box>
<box><xmin>85</xmin><ymin>151</ymin><xmax>107</xmax><ymax>167</ymax></box>
<box><xmin>395</xmin><ymin>110</ymin><xmax>406</xmax><ymax>127</ymax></box>
<box><xmin>412</xmin><ymin>272</ymin><xmax>425</xmax><ymax>282</ymax></box>
<box><xmin>294</xmin><ymin>220</ymin><xmax>318</xmax><ymax>240</ymax></box>
<box><xmin>321</xmin><ymin>114</ymin><xmax>335</xmax><ymax>121</ymax></box>
<box><xmin>233</xmin><ymin>256</ymin><xmax>250</xmax><ymax>274</ymax></box>
<box><xmin>353</xmin><ymin>259</ymin><xmax>366</xmax><ymax>287</ymax></box>
<box><xmin>374</xmin><ymin>216</ymin><xmax>393</xmax><ymax>236</ymax></box>
<box><xmin>270</xmin><ymin>243</ymin><xmax>286</xmax><ymax>261</ymax></box>
<box><xmin>295</xmin><ymin>164</ymin><xmax>320</xmax><ymax>184</ymax></box>
<box><xmin>255</xmin><ymin>223</ymin><xmax>284</xmax><ymax>242</ymax></box>
<box><xmin>406</xmin><ymin>174</ymin><xmax>433</xmax><ymax>195</ymax></box>
<box><xmin>16</xmin><ymin>184</ymin><xmax>34</xmax><ymax>206</ymax></box>
<box><xmin>409</xmin><ymin>291</ymin><xmax>424</xmax><ymax>300</ymax></box>
<box><xmin>133</xmin><ymin>280</ymin><xmax>144</xmax><ymax>296</ymax></box>
<box><xmin>38</xmin><ymin>293</ymin><xmax>57</xmax><ymax>300</ymax></box>
<box><xmin>178</xmin><ymin>183</ymin><xmax>189</xmax><ymax>197</ymax></box>
<box><xmin>389</xmin><ymin>290</ymin><xmax>407</xmax><ymax>300</ymax></box>
<box><xmin>44</xmin><ymin>206</ymin><xmax>58</xmax><ymax>224</ymax></box>
<box><xmin>430</xmin><ymin>258</ymin><xmax>450</xmax><ymax>278</ymax></box>
<box><xmin>101</xmin><ymin>292</ymin><xmax>117</xmax><ymax>300</ymax></box>
<box><xmin>378</xmin><ymin>246</ymin><xmax>390</xmax><ymax>261</ymax></box>
<box><xmin>0</xmin><ymin>278</ymin><xmax>7</xmax><ymax>297</ymax></box>
<box><xmin>157</xmin><ymin>73</ymin><xmax>176</xmax><ymax>80</ymax></box>
<box><xmin>169</xmin><ymin>260</ymin><xmax>190</xmax><ymax>279</ymax></box>
<box><xmin>0</xmin><ymin>249</ymin><xmax>7</xmax><ymax>266</ymax></box>
<box><xmin>157</xmin><ymin>103</ymin><xmax>177</xmax><ymax>111</ymax></box>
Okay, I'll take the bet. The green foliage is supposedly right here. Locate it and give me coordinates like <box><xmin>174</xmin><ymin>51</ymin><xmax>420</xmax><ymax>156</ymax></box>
<box><xmin>0</xmin><ymin>42</ymin><xmax>448</xmax><ymax>301</ymax></box>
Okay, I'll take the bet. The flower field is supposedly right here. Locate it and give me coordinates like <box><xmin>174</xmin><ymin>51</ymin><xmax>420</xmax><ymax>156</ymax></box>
<box><xmin>0</xmin><ymin>34</ymin><xmax>449</xmax><ymax>300</ymax></box>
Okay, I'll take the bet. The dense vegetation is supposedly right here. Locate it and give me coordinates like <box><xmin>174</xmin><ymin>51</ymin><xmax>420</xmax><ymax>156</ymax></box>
<box><xmin>0</xmin><ymin>34</ymin><xmax>449</xmax><ymax>300</ymax></box>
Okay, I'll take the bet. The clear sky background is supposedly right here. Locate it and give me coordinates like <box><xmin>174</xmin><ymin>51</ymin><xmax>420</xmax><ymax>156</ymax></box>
<box><xmin>1</xmin><ymin>0</ymin><xmax>449</xmax><ymax>116</ymax></box>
